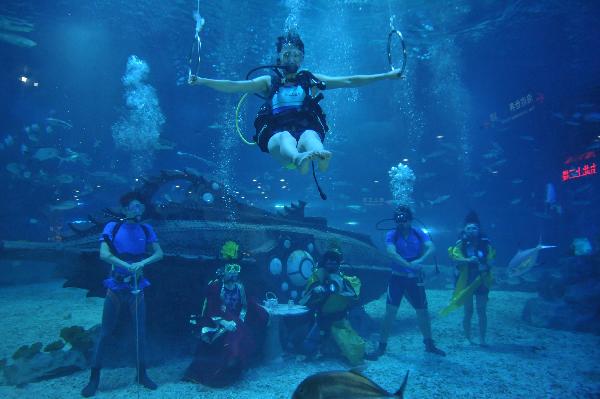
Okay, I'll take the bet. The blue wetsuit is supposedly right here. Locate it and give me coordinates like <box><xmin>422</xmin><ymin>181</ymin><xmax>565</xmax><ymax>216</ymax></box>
<box><xmin>385</xmin><ymin>227</ymin><xmax>430</xmax><ymax>309</ymax></box>
<box><xmin>91</xmin><ymin>221</ymin><xmax>158</xmax><ymax>369</ymax></box>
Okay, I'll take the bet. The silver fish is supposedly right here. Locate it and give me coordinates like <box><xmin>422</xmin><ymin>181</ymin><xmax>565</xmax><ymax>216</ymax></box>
<box><xmin>507</xmin><ymin>243</ymin><xmax>556</xmax><ymax>277</ymax></box>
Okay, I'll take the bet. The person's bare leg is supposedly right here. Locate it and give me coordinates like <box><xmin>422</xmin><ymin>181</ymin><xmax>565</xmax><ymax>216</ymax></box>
<box><xmin>268</xmin><ymin>131</ymin><xmax>299</xmax><ymax>167</ymax></box>
<box><xmin>463</xmin><ymin>294</ymin><xmax>475</xmax><ymax>344</ymax></box>
<box><xmin>298</xmin><ymin>130</ymin><xmax>331</xmax><ymax>172</ymax></box>
<box><xmin>475</xmin><ymin>294</ymin><xmax>488</xmax><ymax>347</ymax></box>
<box><xmin>365</xmin><ymin>303</ymin><xmax>398</xmax><ymax>360</ymax></box>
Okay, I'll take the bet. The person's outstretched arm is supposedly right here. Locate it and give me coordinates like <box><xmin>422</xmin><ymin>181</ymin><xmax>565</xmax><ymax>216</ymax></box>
<box><xmin>313</xmin><ymin>69</ymin><xmax>401</xmax><ymax>90</ymax></box>
<box><xmin>188</xmin><ymin>74</ymin><xmax>271</xmax><ymax>94</ymax></box>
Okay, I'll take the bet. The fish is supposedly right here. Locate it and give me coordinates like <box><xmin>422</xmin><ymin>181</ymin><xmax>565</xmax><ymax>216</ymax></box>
<box><xmin>6</xmin><ymin>163</ymin><xmax>23</xmax><ymax>176</ymax></box>
<box><xmin>3</xmin><ymin>135</ymin><xmax>14</xmax><ymax>146</ymax></box>
<box><xmin>510</xmin><ymin>198</ymin><xmax>521</xmax><ymax>205</ymax></box>
<box><xmin>428</xmin><ymin>194</ymin><xmax>451</xmax><ymax>205</ymax></box>
<box><xmin>519</xmin><ymin>135</ymin><xmax>535</xmax><ymax>141</ymax></box>
<box><xmin>207</xmin><ymin>123</ymin><xmax>225</xmax><ymax>130</ymax></box>
<box><xmin>0</xmin><ymin>32</ymin><xmax>36</xmax><ymax>47</ymax></box>
<box><xmin>346</xmin><ymin>205</ymin><xmax>364</xmax><ymax>211</ymax></box>
<box><xmin>61</xmin><ymin>148</ymin><xmax>91</xmax><ymax>166</ymax></box>
<box><xmin>154</xmin><ymin>138</ymin><xmax>176</xmax><ymax>150</ymax></box>
<box><xmin>45</xmin><ymin>117</ymin><xmax>73</xmax><ymax>129</ymax></box>
<box><xmin>511</xmin><ymin>179</ymin><xmax>524</xmax><ymax>184</ymax></box>
<box><xmin>32</xmin><ymin>147</ymin><xmax>61</xmax><ymax>162</ymax></box>
<box><xmin>88</xmin><ymin>171</ymin><xmax>128</xmax><ymax>184</ymax></box>
<box><xmin>176</xmin><ymin>150</ymin><xmax>216</xmax><ymax>168</ymax></box>
<box><xmin>482</xmin><ymin>150</ymin><xmax>501</xmax><ymax>159</ymax></box>
<box><xmin>583</xmin><ymin>112</ymin><xmax>600</xmax><ymax>123</ymax></box>
<box><xmin>49</xmin><ymin>200</ymin><xmax>81</xmax><ymax>212</ymax></box>
<box><xmin>55</xmin><ymin>174</ymin><xmax>74</xmax><ymax>184</ymax></box>
<box><xmin>507</xmin><ymin>243</ymin><xmax>556</xmax><ymax>278</ymax></box>
<box><xmin>565</xmin><ymin>121</ymin><xmax>581</xmax><ymax>126</ymax></box>
<box><xmin>421</xmin><ymin>150</ymin><xmax>446</xmax><ymax>163</ymax></box>
<box><xmin>488</xmin><ymin>158</ymin><xmax>507</xmax><ymax>168</ymax></box>
<box><xmin>472</xmin><ymin>190</ymin><xmax>486</xmax><ymax>198</ymax></box>
<box><xmin>292</xmin><ymin>369</ymin><xmax>408</xmax><ymax>399</ymax></box>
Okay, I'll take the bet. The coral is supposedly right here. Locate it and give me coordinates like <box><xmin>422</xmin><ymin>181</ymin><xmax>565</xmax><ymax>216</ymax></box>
<box><xmin>59</xmin><ymin>326</ymin><xmax>94</xmax><ymax>354</ymax></box>
<box><xmin>43</xmin><ymin>340</ymin><xmax>65</xmax><ymax>352</ymax></box>
<box><xmin>12</xmin><ymin>342</ymin><xmax>42</xmax><ymax>360</ymax></box>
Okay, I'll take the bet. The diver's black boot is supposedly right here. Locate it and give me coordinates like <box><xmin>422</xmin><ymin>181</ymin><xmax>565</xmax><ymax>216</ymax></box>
<box><xmin>424</xmin><ymin>338</ymin><xmax>446</xmax><ymax>356</ymax></box>
<box><xmin>365</xmin><ymin>342</ymin><xmax>387</xmax><ymax>360</ymax></box>
<box><xmin>136</xmin><ymin>365</ymin><xmax>158</xmax><ymax>390</ymax></box>
<box><xmin>81</xmin><ymin>367</ymin><xmax>100</xmax><ymax>397</ymax></box>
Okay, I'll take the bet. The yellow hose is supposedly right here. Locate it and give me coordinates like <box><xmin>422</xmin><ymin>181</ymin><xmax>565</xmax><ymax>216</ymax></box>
<box><xmin>235</xmin><ymin>93</ymin><xmax>256</xmax><ymax>146</ymax></box>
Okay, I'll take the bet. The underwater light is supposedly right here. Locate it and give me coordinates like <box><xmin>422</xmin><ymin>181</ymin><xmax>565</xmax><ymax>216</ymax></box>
<box><xmin>280</xmin><ymin>178</ymin><xmax>285</xmax><ymax>182</ymax></box>
<box><xmin>33</xmin><ymin>82</ymin><xmax>38</xmax><ymax>87</ymax></box>
<box><xmin>436</xmin><ymin>135</ymin><xmax>444</xmax><ymax>139</ymax></box>
<box><xmin>281</xmin><ymin>185</ymin><xmax>287</xmax><ymax>189</ymax></box>
<box><xmin>373</xmin><ymin>180</ymin><xmax>379</xmax><ymax>183</ymax></box>
<box><xmin>345</xmin><ymin>221</ymin><xmax>358</xmax><ymax>225</ymax></box>
<box><xmin>274</xmin><ymin>204</ymin><xmax>285</xmax><ymax>209</ymax></box>
<box><xmin>20</xmin><ymin>76</ymin><xmax>28</xmax><ymax>83</ymax></box>
<box><xmin>135</xmin><ymin>178</ymin><xmax>139</xmax><ymax>182</ymax></box>
<box><xmin>252</xmin><ymin>178</ymin><xmax>257</xmax><ymax>182</ymax></box>
<box><xmin>175</xmin><ymin>185</ymin><xmax>180</xmax><ymax>188</ymax></box>
<box><xmin>402</xmin><ymin>158</ymin><xmax>409</xmax><ymax>162</ymax></box>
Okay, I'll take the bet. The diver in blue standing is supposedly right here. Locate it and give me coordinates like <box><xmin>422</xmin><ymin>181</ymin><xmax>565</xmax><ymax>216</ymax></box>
<box><xmin>81</xmin><ymin>192</ymin><xmax>164</xmax><ymax>397</ymax></box>
<box><xmin>366</xmin><ymin>205</ymin><xmax>445</xmax><ymax>360</ymax></box>
<box><xmin>189</xmin><ymin>32</ymin><xmax>402</xmax><ymax>175</ymax></box>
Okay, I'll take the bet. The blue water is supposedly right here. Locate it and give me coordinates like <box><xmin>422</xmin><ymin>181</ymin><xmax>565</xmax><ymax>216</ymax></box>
<box><xmin>1</xmin><ymin>0</ymin><xmax>599</xmax><ymax>395</ymax></box>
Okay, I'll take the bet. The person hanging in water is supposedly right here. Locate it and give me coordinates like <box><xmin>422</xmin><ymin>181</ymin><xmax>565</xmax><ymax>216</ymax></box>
<box><xmin>189</xmin><ymin>32</ymin><xmax>402</xmax><ymax>174</ymax></box>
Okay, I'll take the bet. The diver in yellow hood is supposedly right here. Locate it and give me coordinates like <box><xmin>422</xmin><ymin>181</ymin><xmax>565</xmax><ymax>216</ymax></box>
<box><xmin>444</xmin><ymin>211</ymin><xmax>495</xmax><ymax>346</ymax></box>
<box><xmin>299</xmin><ymin>248</ymin><xmax>365</xmax><ymax>366</ymax></box>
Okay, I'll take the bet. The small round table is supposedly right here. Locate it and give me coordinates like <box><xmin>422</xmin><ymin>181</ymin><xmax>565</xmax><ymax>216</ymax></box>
<box><xmin>261</xmin><ymin>303</ymin><xmax>309</xmax><ymax>362</ymax></box>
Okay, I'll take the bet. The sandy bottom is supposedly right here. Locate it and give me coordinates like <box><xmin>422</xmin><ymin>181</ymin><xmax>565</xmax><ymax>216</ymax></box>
<box><xmin>0</xmin><ymin>280</ymin><xmax>599</xmax><ymax>398</ymax></box>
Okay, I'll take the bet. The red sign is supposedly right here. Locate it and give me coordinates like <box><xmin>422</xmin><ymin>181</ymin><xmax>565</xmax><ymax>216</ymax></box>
<box><xmin>562</xmin><ymin>162</ymin><xmax>596</xmax><ymax>181</ymax></box>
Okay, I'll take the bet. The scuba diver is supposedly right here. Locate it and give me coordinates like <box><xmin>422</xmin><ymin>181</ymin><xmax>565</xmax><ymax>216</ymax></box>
<box><xmin>82</xmin><ymin>192</ymin><xmax>163</xmax><ymax>397</ymax></box>
<box><xmin>366</xmin><ymin>205</ymin><xmax>445</xmax><ymax>360</ymax></box>
<box><xmin>183</xmin><ymin>241</ymin><xmax>268</xmax><ymax>387</ymax></box>
<box><xmin>299</xmin><ymin>247</ymin><xmax>365</xmax><ymax>366</ymax></box>
<box><xmin>445</xmin><ymin>211</ymin><xmax>495</xmax><ymax>346</ymax></box>
<box><xmin>188</xmin><ymin>31</ymin><xmax>402</xmax><ymax>175</ymax></box>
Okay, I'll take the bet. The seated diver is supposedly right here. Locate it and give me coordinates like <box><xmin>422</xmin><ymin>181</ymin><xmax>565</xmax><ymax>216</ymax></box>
<box><xmin>189</xmin><ymin>31</ymin><xmax>402</xmax><ymax>175</ymax></box>
<box><xmin>298</xmin><ymin>248</ymin><xmax>365</xmax><ymax>366</ymax></box>
<box><xmin>183</xmin><ymin>241</ymin><xmax>268</xmax><ymax>387</ymax></box>
<box><xmin>82</xmin><ymin>192</ymin><xmax>163</xmax><ymax>397</ymax></box>
<box><xmin>445</xmin><ymin>211</ymin><xmax>495</xmax><ymax>346</ymax></box>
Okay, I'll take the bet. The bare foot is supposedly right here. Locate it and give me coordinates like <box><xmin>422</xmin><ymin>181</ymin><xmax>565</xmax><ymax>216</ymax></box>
<box><xmin>316</xmin><ymin>150</ymin><xmax>332</xmax><ymax>172</ymax></box>
<box><xmin>295</xmin><ymin>151</ymin><xmax>319</xmax><ymax>174</ymax></box>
